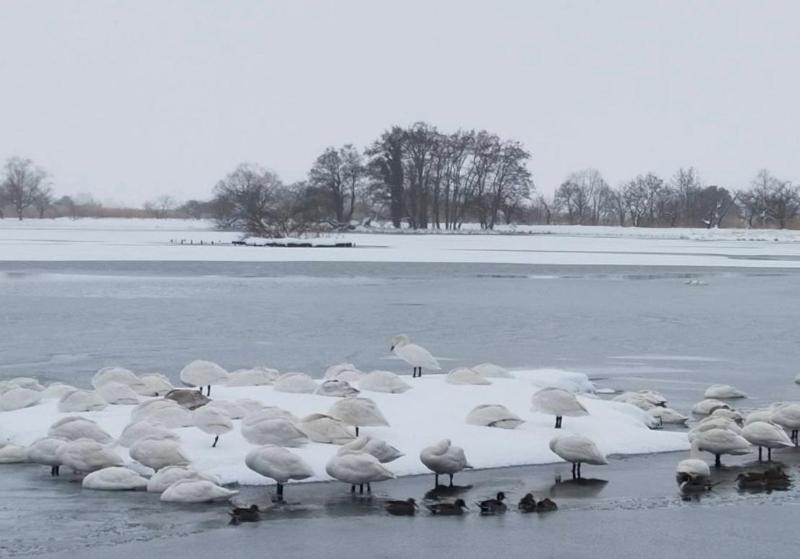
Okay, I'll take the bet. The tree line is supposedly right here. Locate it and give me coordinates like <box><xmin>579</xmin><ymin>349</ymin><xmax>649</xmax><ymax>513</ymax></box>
<box><xmin>3</xmin><ymin>122</ymin><xmax>800</xmax><ymax>233</ymax></box>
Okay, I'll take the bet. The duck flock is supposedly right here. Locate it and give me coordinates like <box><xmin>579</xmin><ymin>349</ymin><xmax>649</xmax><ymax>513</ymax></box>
<box><xmin>0</xmin><ymin>334</ymin><xmax>798</xmax><ymax>521</ymax></box>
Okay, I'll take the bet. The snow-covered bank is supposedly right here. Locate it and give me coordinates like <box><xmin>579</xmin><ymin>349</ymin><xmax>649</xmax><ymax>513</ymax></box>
<box><xmin>0</xmin><ymin>369</ymin><xmax>688</xmax><ymax>486</ymax></box>
<box><xmin>1</xmin><ymin>218</ymin><xmax>800</xmax><ymax>267</ymax></box>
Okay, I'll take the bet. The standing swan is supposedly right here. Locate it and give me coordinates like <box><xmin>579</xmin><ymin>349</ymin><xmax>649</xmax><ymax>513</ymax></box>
<box><xmin>325</xmin><ymin>449</ymin><xmax>395</xmax><ymax>494</ymax></box>
<box><xmin>328</xmin><ymin>397</ymin><xmax>389</xmax><ymax>437</ymax></box>
<box><xmin>549</xmin><ymin>434</ymin><xmax>607</xmax><ymax>479</ymax></box>
<box><xmin>390</xmin><ymin>335</ymin><xmax>441</xmax><ymax>378</ymax></box>
<box><xmin>179</xmin><ymin>360</ymin><xmax>228</xmax><ymax>396</ymax></box>
<box><xmin>419</xmin><ymin>439</ymin><xmax>471</xmax><ymax>487</ymax></box>
<box><xmin>741</xmin><ymin>421</ymin><xmax>793</xmax><ymax>461</ymax></box>
<box><xmin>245</xmin><ymin>445</ymin><xmax>313</xmax><ymax>502</ymax></box>
<box><xmin>531</xmin><ymin>388</ymin><xmax>589</xmax><ymax>429</ymax></box>
<box><xmin>692</xmin><ymin>427</ymin><xmax>751</xmax><ymax>467</ymax></box>
<box><xmin>193</xmin><ymin>406</ymin><xmax>234</xmax><ymax>447</ymax></box>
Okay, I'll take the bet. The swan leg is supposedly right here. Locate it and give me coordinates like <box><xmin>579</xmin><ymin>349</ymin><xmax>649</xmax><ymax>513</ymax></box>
<box><xmin>758</xmin><ymin>447</ymin><xmax>762</xmax><ymax>462</ymax></box>
<box><xmin>714</xmin><ymin>454</ymin><xmax>721</xmax><ymax>468</ymax></box>
<box><xmin>768</xmin><ymin>448</ymin><xmax>772</xmax><ymax>462</ymax></box>
<box><xmin>359</xmin><ymin>484</ymin><xmax>364</xmax><ymax>494</ymax></box>
<box><xmin>212</xmin><ymin>435</ymin><xmax>219</xmax><ymax>448</ymax></box>
<box><xmin>577</xmin><ymin>462</ymin><xmax>582</xmax><ymax>479</ymax></box>
<box><xmin>449</xmin><ymin>474</ymin><xmax>454</xmax><ymax>487</ymax></box>
<box><xmin>51</xmin><ymin>465</ymin><xmax>59</xmax><ymax>477</ymax></box>
<box><xmin>367</xmin><ymin>483</ymin><xmax>372</xmax><ymax>494</ymax></box>
<box><xmin>351</xmin><ymin>484</ymin><xmax>356</xmax><ymax>494</ymax></box>
<box><xmin>571</xmin><ymin>462</ymin><xmax>577</xmax><ymax>479</ymax></box>
<box><xmin>434</xmin><ymin>473</ymin><xmax>439</xmax><ymax>487</ymax></box>
<box><xmin>555</xmin><ymin>416</ymin><xmax>562</xmax><ymax>429</ymax></box>
<box><xmin>207</xmin><ymin>385</ymin><xmax>211</xmax><ymax>396</ymax></box>
<box><xmin>355</xmin><ymin>426</ymin><xmax>360</xmax><ymax>437</ymax></box>
<box><xmin>276</xmin><ymin>483</ymin><xmax>284</xmax><ymax>502</ymax></box>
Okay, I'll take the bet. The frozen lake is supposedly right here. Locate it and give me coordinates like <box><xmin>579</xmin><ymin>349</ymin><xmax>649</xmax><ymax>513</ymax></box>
<box><xmin>1</xmin><ymin>223</ymin><xmax>799</xmax><ymax>558</ymax></box>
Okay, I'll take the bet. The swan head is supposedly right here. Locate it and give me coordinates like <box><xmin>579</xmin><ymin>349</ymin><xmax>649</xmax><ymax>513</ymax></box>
<box><xmin>390</xmin><ymin>335</ymin><xmax>409</xmax><ymax>351</ymax></box>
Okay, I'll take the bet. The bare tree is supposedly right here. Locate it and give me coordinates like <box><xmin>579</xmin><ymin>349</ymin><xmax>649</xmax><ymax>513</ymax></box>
<box><xmin>2</xmin><ymin>157</ymin><xmax>48</xmax><ymax>220</ymax></box>
<box><xmin>308</xmin><ymin>144</ymin><xmax>365</xmax><ymax>225</ymax></box>
<box><xmin>32</xmin><ymin>185</ymin><xmax>53</xmax><ymax>218</ymax></box>
<box><xmin>144</xmin><ymin>195</ymin><xmax>178</xmax><ymax>218</ymax></box>
<box><xmin>366</xmin><ymin>127</ymin><xmax>405</xmax><ymax>228</ymax></box>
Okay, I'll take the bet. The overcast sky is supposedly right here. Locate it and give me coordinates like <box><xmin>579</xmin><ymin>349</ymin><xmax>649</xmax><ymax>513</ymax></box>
<box><xmin>1</xmin><ymin>1</ymin><xmax>798</xmax><ymax>206</ymax></box>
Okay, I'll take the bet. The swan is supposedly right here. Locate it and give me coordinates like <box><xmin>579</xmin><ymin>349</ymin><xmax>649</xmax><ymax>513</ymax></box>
<box><xmin>549</xmin><ymin>433</ymin><xmax>607</xmax><ymax>479</ymax></box>
<box><xmin>165</xmin><ymin>389</ymin><xmax>210</xmax><ymax>410</ymax></box>
<box><xmin>244</xmin><ymin>406</ymin><xmax>298</xmax><ymax>422</ymax></box>
<box><xmin>58</xmin><ymin>389</ymin><xmax>107</xmax><ymax>413</ymax></box>
<box><xmin>0</xmin><ymin>387</ymin><xmax>42</xmax><ymax>411</ymax></box>
<box><xmin>315</xmin><ymin>379</ymin><xmax>360</xmax><ymax>398</ymax></box>
<box><xmin>647</xmin><ymin>407</ymin><xmax>689</xmax><ymax>425</ymax></box>
<box><xmin>48</xmin><ymin>417</ymin><xmax>113</xmax><ymax>444</ymax></box>
<box><xmin>709</xmin><ymin>408</ymin><xmax>744</xmax><ymax>424</ymax></box>
<box><xmin>273</xmin><ymin>372</ymin><xmax>318</xmax><ymax>394</ymax></box>
<box><xmin>26</xmin><ymin>437</ymin><xmax>68</xmax><ymax>475</ymax></box>
<box><xmin>193</xmin><ymin>406</ymin><xmax>233</xmax><ymax>447</ymax></box>
<box><xmin>82</xmin><ymin>467</ymin><xmax>148</xmax><ymax>491</ymax></box>
<box><xmin>56</xmin><ymin>438</ymin><xmax>123</xmax><ymax>474</ymax></box>
<box><xmin>704</xmin><ymin>384</ymin><xmax>747</xmax><ymax>399</ymax></box>
<box><xmin>472</xmin><ymin>363</ymin><xmax>512</xmax><ymax>379</ymax></box>
<box><xmin>466</xmin><ymin>404</ymin><xmax>524</xmax><ymax>429</ymax></box>
<box><xmin>612</xmin><ymin>392</ymin><xmax>656</xmax><ymax>411</ymax></box>
<box><xmin>4</xmin><ymin>377</ymin><xmax>45</xmax><ymax>391</ymax></box>
<box><xmin>0</xmin><ymin>443</ymin><xmax>27</xmax><ymax>463</ymax></box>
<box><xmin>325</xmin><ymin>449</ymin><xmax>395</xmax><ymax>494</ymax></box>
<box><xmin>688</xmin><ymin>418</ymin><xmax>742</xmax><ymax>442</ymax></box>
<box><xmin>419</xmin><ymin>439</ymin><xmax>471</xmax><ymax>487</ymax></box>
<box><xmin>146</xmin><ymin>465</ymin><xmax>217</xmax><ymax>493</ymax></box>
<box><xmin>328</xmin><ymin>397</ymin><xmax>389</xmax><ymax>436</ymax></box>
<box><xmin>91</xmin><ymin>366</ymin><xmax>146</xmax><ymax>391</ymax></box>
<box><xmin>359</xmin><ymin>370</ymin><xmax>412</xmax><ymax>394</ymax></box>
<box><xmin>339</xmin><ymin>435</ymin><xmax>404</xmax><ymax>463</ymax></box>
<box><xmin>179</xmin><ymin>360</ymin><xmax>229</xmax><ymax>396</ymax></box>
<box><xmin>241</xmin><ymin>414</ymin><xmax>308</xmax><ymax>447</ymax></box>
<box><xmin>324</xmin><ymin>363</ymin><xmax>363</xmax><ymax>383</ymax></box>
<box><xmin>531</xmin><ymin>388</ymin><xmax>589</xmax><ymax>428</ymax></box>
<box><xmin>226</xmin><ymin>367</ymin><xmax>279</xmax><ymax>387</ymax></box>
<box><xmin>298</xmin><ymin>413</ymin><xmax>355</xmax><ymax>444</ymax></box>
<box><xmin>160</xmin><ymin>479</ymin><xmax>238</xmax><ymax>503</ymax></box>
<box><xmin>136</xmin><ymin>373</ymin><xmax>174</xmax><ymax>396</ymax></box>
<box><xmin>744</xmin><ymin>409</ymin><xmax>773</xmax><ymax>425</ymax></box>
<box><xmin>129</xmin><ymin>437</ymin><xmax>190</xmax><ymax>470</ymax></box>
<box><xmin>692</xmin><ymin>427</ymin><xmax>751</xmax><ymax>467</ymax></box>
<box><xmin>245</xmin><ymin>445</ymin><xmax>313</xmax><ymax>502</ymax></box>
<box><xmin>206</xmin><ymin>400</ymin><xmax>247</xmax><ymax>420</ymax></box>
<box><xmin>770</xmin><ymin>402</ymin><xmax>800</xmax><ymax>445</ymax></box>
<box><xmin>95</xmin><ymin>382</ymin><xmax>140</xmax><ymax>405</ymax></box>
<box><xmin>691</xmin><ymin>399</ymin><xmax>730</xmax><ymax>416</ymax></box>
<box><xmin>118</xmin><ymin>421</ymin><xmax>180</xmax><ymax>448</ymax></box>
<box><xmin>675</xmin><ymin>456</ymin><xmax>711</xmax><ymax>485</ymax></box>
<box><xmin>390</xmin><ymin>334</ymin><xmax>441</xmax><ymax>378</ymax></box>
<box><xmin>446</xmin><ymin>368</ymin><xmax>492</xmax><ymax>386</ymax></box>
<box><xmin>637</xmin><ymin>390</ymin><xmax>668</xmax><ymax>407</ymax></box>
<box><xmin>234</xmin><ymin>399</ymin><xmax>269</xmax><ymax>416</ymax></box>
<box><xmin>41</xmin><ymin>382</ymin><xmax>77</xmax><ymax>400</ymax></box>
<box><xmin>741</xmin><ymin>421</ymin><xmax>793</xmax><ymax>461</ymax></box>
<box><xmin>130</xmin><ymin>399</ymin><xmax>193</xmax><ymax>428</ymax></box>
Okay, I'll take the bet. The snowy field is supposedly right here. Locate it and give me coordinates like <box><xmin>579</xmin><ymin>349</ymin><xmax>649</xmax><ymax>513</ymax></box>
<box><xmin>1</xmin><ymin>218</ymin><xmax>800</xmax><ymax>267</ymax></box>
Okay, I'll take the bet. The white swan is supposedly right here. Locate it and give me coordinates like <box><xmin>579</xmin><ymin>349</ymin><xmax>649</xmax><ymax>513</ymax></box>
<box><xmin>130</xmin><ymin>437</ymin><xmax>189</xmax><ymax>470</ymax></box>
<box><xmin>613</xmin><ymin>392</ymin><xmax>657</xmax><ymax>411</ymax></box>
<box><xmin>0</xmin><ymin>387</ymin><xmax>42</xmax><ymax>411</ymax></box>
<box><xmin>206</xmin><ymin>400</ymin><xmax>247</xmax><ymax>420</ymax></box>
<box><xmin>95</xmin><ymin>382</ymin><xmax>140</xmax><ymax>405</ymax></box>
<box><xmin>446</xmin><ymin>368</ymin><xmax>492</xmax><ymax>386</ymax></box>
<box><xmin>241</xmin><ymin>414</ymin><xmax>308</xmax><ymax>447</ymax></box>
<box><xmin>325</xmin><ymin>449</ymin><xmax>394</xmax><ymax>494</ymax></box>
<box><xmin>160</xmin><ymin>479</ymin><xmax>237</xmax><ymax>503</ymax></box>
<box><xmin>118</xmin><ymin>421</ymin><xmax>180</xmax><ymax>448</ymax></box>
<box><xmin>744</xmin><ymin>409</ymin><xmax>773</xmax><ymax>425</ymax></box>
<box><xmin>48</xmin><ymin>417</ymin><xmax>113</xmax><ymax>444</ymax></box>
<box><xmin>324</xmin><ymin>363</ymin><xmax>363</xmax><ymax>383</ymax></box>
<box><xmin>709</xmin><ymin>408</ymin><xmax>744</xmax><ymax>424</ymax></box>
<box><xmin>82</xmin><ymin>467</ymin><xmax>148</xmax><ymax>491</ymax></box>
<box><xmin>92</xmin><ymin>367</ymin><xmax>146</xmax><ymax>391</ymax></box>
<box><xmin>298</xmin><ymin>413</ymin><xmax>355</xmax><ymax>444</ymax></box>
<box><xmin>193</xmin><ymin>406</ymin><xmax>233</xmax><ymax>447</ymax></box>
<box><xmin>472</xmin><ymin>363</ymin><xmax>512</xmax><ymax>379</ymax></box>
<box><xmin>549</xmin><ymin>433</ymin><xmax>608</xmax><ymax>479</ymax></box>
<box><xmin>770</xmin><ymin>402</ymin><xmax>800</xmax><ymax>445</ymax></box>
<box><xmin>358</xmin><ymin>370</ymin><xmax>412</xmax><ymax>394</ymax></box>
<box><xmin>273</xmin><ymin>372</ymin><xmax>318</xmax><ymax>394</ymax></box>
<box><xmin>0</xmin><ymin>443</ymin><xmax>27</xmax><ymax>463</ymax></box>
<box><xmin>26</xmin><ymin>437</ymin><xmax>68</xmax><ymax>475</ymax></box>
<box><xmin>58</xmin><ymin>389</ymin><xmax>107</xmax><ymax>413</ymax></box>
<box><xmin>328</xmin><ymin>397</ymin><xmax>389</xmax><ymax>436</ymax></box>
<box><xmin>675</xmin><ymin>458</ymin><xmax>711</xmax><ymax>484</ymax></box>
<box><xmin>531</xmin><ymin>387</ymin><xmax>589</xmax><ymax>428</ymax></box>
<box><xmin>419</xmin><ymin>439</ymin><xmax>471</xmax><ymax>487</ymax></box>
<box><xmin>741</xmin><ymin>421</ymin><xmax>793</xmax><ymax>461</ymax></box>
<box><xmin>130</xmin><ymin>399</ymin><xmax>192</xmax><ymax>428</ymax></box>
<box><xmin>390</xmin><ymin>334</ymin><xmax>441</xmax><ymax>378</ymax></box>
<box><xmin>226</xmin><ymin>367</ymin><xmax>279</xmax><ymax>387</ymax></box>
<box><xmin>4</xmin><ymin>377</ymin><xmax>45</xmax><ymax>391</ymax></box>
<box><xmin>136</xmin><ymin>373</ymin><xmax>174</xmax><ymax>396</ymax></box>
<box><xmin>41</xmin><ymin>382</ymin><xmax>77</xmax><ymax>400</ymax></box>
<box><xmin>339</xmin><ymin>435</ymin><xmax>404</xmax><ymax>463</ymax></box>
<box><xmin>688</xmin><ymin>418</ymin><xmax>742</xmax><ymax>442</ymax></box>
<box><xmin>691</xmin><ymin>399</ymin><xmax>730</xmax><ymax>416</ymax></box>
<box><xmin>245</xmin><ymin>445</ymin><xmax>313</xmax><ymax>502</ymax></box>
<box><xmin>647</xmin><ymin>407</ymin><xmax>689</xmax><ymax>425</ymax></box>
<box><xmin>315</xmin><ymin>379</ymin><xmax>360</xmax><ymax>398</ymax></box>
<box><xmin>466</xmin><ymin>404</ymin><xmax>524</xmax><ymax>429</ymax></box>
<box><xmin>56</xmin><ymin>438</ymin><xmax>123</xmax><ymax>474</ymax></box>
<box><xmin>146</xmin><ymin>465</ymin><xmax>217</xmax><ymax>493</ymax></box>
<box><xmin>704</xmin><ymin>384</ymin><xmax>747</xmax><ymax>399</ymax></box>
<box><xmin>179</xmin><ymin>360</ymin><xmax>229</xmax><ymax>396</ymax></box>
<box><xmin>692</xmin><ymin>427</ymin><xmax>751</xmax><ymax>467</ymax></box>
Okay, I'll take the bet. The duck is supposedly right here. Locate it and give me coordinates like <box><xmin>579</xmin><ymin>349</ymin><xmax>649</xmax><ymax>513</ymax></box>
<box><xmin>339</xmin><ymin>435</ymin><xmax>404</xmax><ymax>463</ymax></box>
<box><xmin>692</xmin><ymin>428</ymin><xmax>751</xmax><ymax>467</ymax></box>
<box><xmin>426</xmin><ymin>498</ymin><xmax>468</xmax><ymax>515</ymax></box>
<box><xmin>736</xmin><ymin>472</ymin><xmax>768</xmax><ymax>490</ymax></box>
<box><xmin>549</xmin><ymin>433</ymin><xmax>608</xmax><ymax>479</ymax></box>
<box><xmin>530</xmin><ymin>387</ymin><xmax>589</xmax><ymax>429</ymax></box>
<box><xmin>328</xmin><ymin>397</ymin><xmax>389</xmax><ymax>436</ymax></box>
<box><xmin>229</xmin><ymin>504</ymin><xmax>260</xmax><ymax>525</ymax></box>
<box><xmin>390</xmin><ymin>334</ymin><xmax>441</xmax><ymax>378</ymax></box>
<box><xmin>384</xmin><ymin>498</ymin><xmax>417</xmax><ymax>516</ymax></box>
<box><xmin>245</xmin><ymin>445</ymin><xmax>313</xmax><ymax>502</ymax></box>
<box><xmin>325</xmin><ymin>449</ymin><xmax>395</xmax><ymax>494</ymax></box>
<box><xmin>518</xmin><ymin>493</ymin><xmax>537</xmax><ymax>513</ymax></box>
<box><xmin>179</xmin><ymin>360</ymin><xmax>229</xmax><ymax>396</ymax></box>
<box><xmin>478</xmin><ymin>492</ymin><xmax>507</xmax><ymax>515</ymax></box>
<box><xmin>193</xmin><ymin>406</ymin><xmax>234</xmax><ymax>447</ymax></box>
<box><xmin>129</xmin><ymin>436</ymin><xmax>190</xmax><ymax>471</ymax></box>
<box><xmin>160</xmin><ymin>479</ymin><xmax>238</xmax><ymax>503</ymax></box>
<box><xmin>741</xmin><ymin>421</ymin><xmax>793</xmax><ymax>462</ymax></box>
<box><xmin>419</xmin><ymin>439</ymin><xmax>471</xmax><ymax>487</ymax></box>
<box><xmin>536</xmin><ymin>497</ymin><xmax>558</xmax><ymax>512</ymax></box>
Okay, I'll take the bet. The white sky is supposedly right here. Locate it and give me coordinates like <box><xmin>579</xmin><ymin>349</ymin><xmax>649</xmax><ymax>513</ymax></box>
<box><xmin>1</xmin><ymin>1</ymin><xmax>798</xmax><ymax>206</ymax></box>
